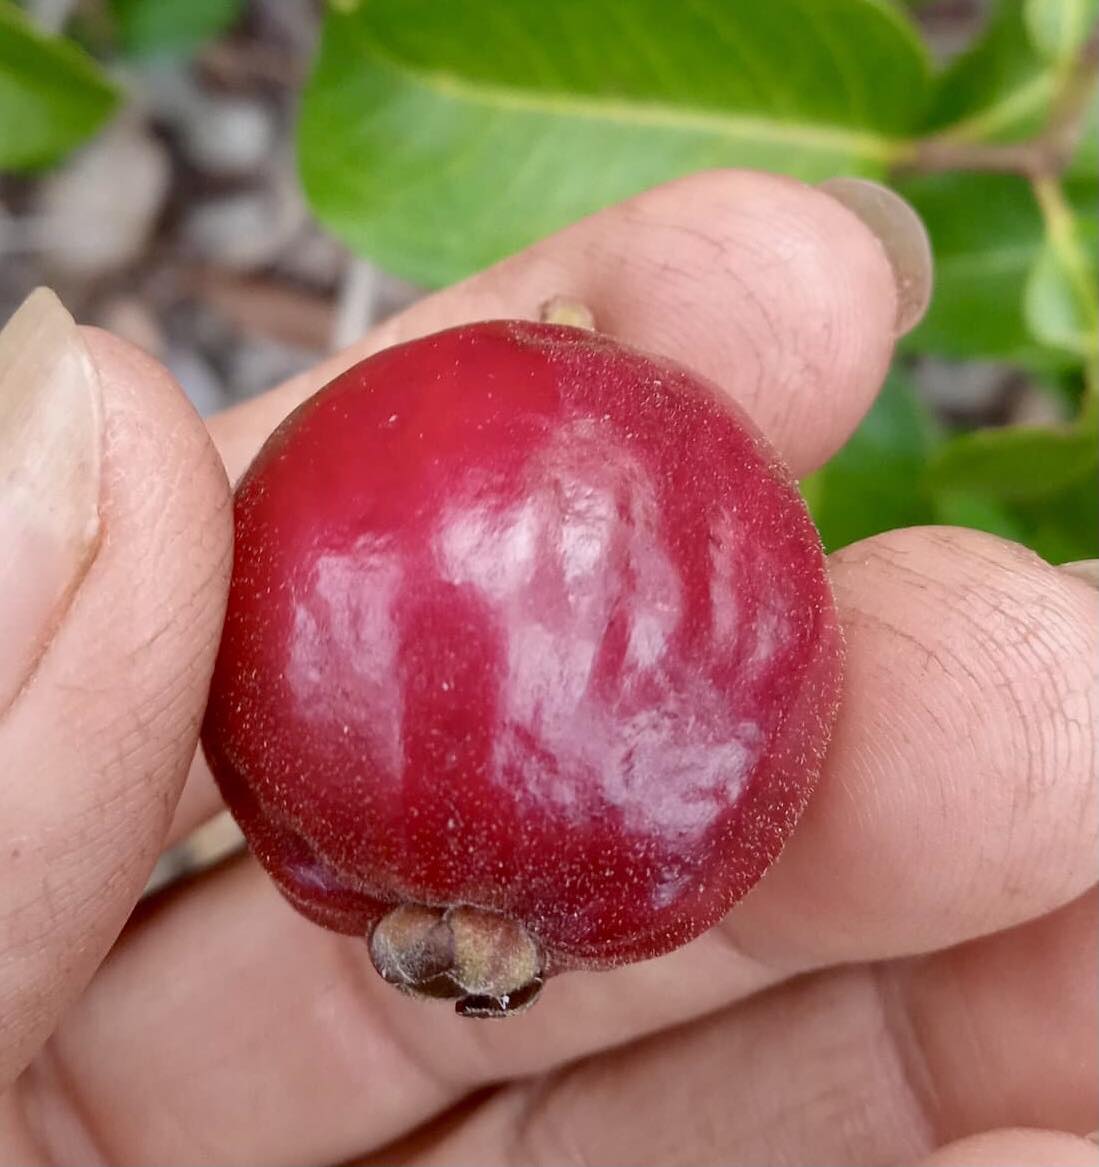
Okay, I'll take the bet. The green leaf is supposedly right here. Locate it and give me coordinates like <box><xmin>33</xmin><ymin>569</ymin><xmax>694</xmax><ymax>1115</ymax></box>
<box><xmin>1024</xmin><ymin>0</ymin><xmax>1099</xmax><ymax>63</ymax></box>
<box><xmin>899</xmin><ymin>162</ymin><xmax>1097</xmax><ymax>362</ymax></box>
<box><xmin>299</xmin><ymin>0</ymin><xmax>931</xmax><ymax>285</ymax></box>
<box><xmin>803</xmin><ymin>363</ymin><xmax>1096</xmax><ymax>560</ymax></box>
<box><xmin>803</xmin><ymin>370</ymin><xmax>940</xmax><ymax>552</ymax></box>
<box><xmin>1065</xmin><ymin>83</ymin><xmax>1098</xmax><ymax>187</ymax></box>
<box><xmin>931</xmin><ymin>490</ymin><xmax>1029</xmax><ymax>543</ymax></box>
<box><xmin>899</xmin><ymin>172</ymin><xmax>1048</xmax><ymax>360</ymax></box>
<box><xmin>1012</xmin><ymin>472</ymin><xmax>1099</xmax><ymax>561</ymax></box>
<box><xmin>108</xmin><ymin>0</ymin><xmax>244</xmax><ymax>57</ymax></box>
<box><xmin>1025</xmin><ymin>233</ymin><xmax>1099</xmax><ymax>356</ymax></box>
<box><xmin>0</xmin><ymin>0</ymin><xmax>119</xmax><ymax>170</ymax></box>
<box><xmin>921</xmin><ymin>0</ymin><xmax>1059</xmax><ymax>142</ymax></box>
<box><xmin>902</xmin><ymin>38</ymin><xmax>1097</xmax><ymax>363</ymax></box>
<box><xmin>934</xmin><ymin>476</ymin><xmax>1096</xmax><ymax>562</ymax></box>
<box><xmin>1058</xmin><ymin>93</ymin><xmax>1099</xmax><ymax>365</ymax></box>
<box><xmin>929</xmin><ymin>414</ymin><xmax>1099</xmax><ymax>499</ymax></box>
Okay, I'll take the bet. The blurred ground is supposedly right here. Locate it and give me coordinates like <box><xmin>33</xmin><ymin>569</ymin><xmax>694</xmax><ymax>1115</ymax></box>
<box><xmin>1</xmin><ymin>0</ymin><xmax>422</xmax><ymax>421</ymax></box>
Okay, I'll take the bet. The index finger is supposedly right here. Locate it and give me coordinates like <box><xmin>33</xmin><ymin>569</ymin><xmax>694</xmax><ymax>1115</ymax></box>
<box><xmin>208</xmin><ymin>169</ymin><xmax>914</xmax><ymax>482</ymax></box>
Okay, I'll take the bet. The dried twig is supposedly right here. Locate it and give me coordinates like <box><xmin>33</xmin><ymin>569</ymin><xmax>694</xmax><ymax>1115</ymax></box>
<box><xmin>185</xmin><ymin>266</ymin><xmax>334</xmax><ymax>351</ymax></box>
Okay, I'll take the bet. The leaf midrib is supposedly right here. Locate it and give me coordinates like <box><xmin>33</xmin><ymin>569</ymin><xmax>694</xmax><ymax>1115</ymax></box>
<box><xmin>350</xmin><ymin>24</ymin><xmax>912</xmax><ymax>163</ymax></box>
<box><xmin>932</xmin><ymin>71</ymin><xmax>1058</xmax><ymax>143</ymax></box>
<box><xmin>937</xmin><ymin>241</ymin><xmax>1043</xmax><ymax>276</ymax></box>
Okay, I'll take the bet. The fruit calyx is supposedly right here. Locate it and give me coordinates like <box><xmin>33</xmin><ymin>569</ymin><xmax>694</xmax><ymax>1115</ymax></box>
<box><xmin>368</xmin><ymin>903</ymin><xmax>544</xmax><ymax>1018</ymax></box>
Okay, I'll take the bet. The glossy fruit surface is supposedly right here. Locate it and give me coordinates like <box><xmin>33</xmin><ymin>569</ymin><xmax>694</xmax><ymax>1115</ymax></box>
<box><xmin>202</xmin><ymin>320</ymin><xmax>842</xmax><ymax>1012</ymax></box>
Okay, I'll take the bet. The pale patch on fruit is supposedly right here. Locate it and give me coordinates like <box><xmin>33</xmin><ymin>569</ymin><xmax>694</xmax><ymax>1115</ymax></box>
<box><xmin>651</xmin><ymin>869</ymin><xmax>692</xmax><ymax>910</ymax></box>
<box><xmin>602</xmin><ymin>710</ymin><xmax>758</xmax><ymax>838</ymax></box>
<box><xmin>506</xmin><ymin>620</ymin><xmax>600</xmax><ymax>726</ymax></box>
<box><xmin>284</xmin><ymin>856</ymin><xmax>333</xmax><ymax>893</ymax></box>
<box><xmin>624</xmin><ymin>609</ymin><xmax>673</xmax><ymax>670</ymax></box>
<box><xmin>437</xmin><ymin>498</ymin><xmax>539</xmax><ymax>599</ymax></box>
<box><xmin>558</xmin><ymin>480</ymin><xmax>617</xmax><ymax>582</ymax></box>
<box><xmin>287</xmin><ymin>539</ymin><xmax>404</xmax><ymax>778</ymax></box>
<box><xmin>495</xmin><ymin>690</ymin><xmax>763</xmax><ymax>841</ymax></box>
<box><xmin>623</xmin><ymin>527</ymin><xmax>683</xmax><ymax>673</ymax></box>
<box><xmin>748</xmin><ymin>590</ymin><xmax>791</xmax><ymax>672</ymax></box>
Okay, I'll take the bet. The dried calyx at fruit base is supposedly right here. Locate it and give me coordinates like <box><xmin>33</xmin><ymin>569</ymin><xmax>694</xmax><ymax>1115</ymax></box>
<box><xmin>370</xmin><ymin>904</ymin><xmax>544</xmax><ymax>1018</ymax></box>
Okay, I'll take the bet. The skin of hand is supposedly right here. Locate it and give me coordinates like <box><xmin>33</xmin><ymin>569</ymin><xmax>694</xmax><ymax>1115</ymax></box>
<box><xmin>0</xmin><ymin>171</ymin><xmax>1095</xmax><ymax>1167</ymax></box>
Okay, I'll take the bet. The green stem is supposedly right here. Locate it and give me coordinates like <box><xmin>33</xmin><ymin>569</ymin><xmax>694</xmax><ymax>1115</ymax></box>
<box><xmin>1031</xmin><ymin>174</ymin><xmax>1099</xmax><ymax>394</ymax></box>
<box><xmin>903</xmin><ymin>39</ymin><xmax>1097</xmax><ymax>180</ymax></box>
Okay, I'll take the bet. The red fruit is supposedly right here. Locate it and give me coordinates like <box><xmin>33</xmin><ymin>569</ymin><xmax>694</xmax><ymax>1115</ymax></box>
<box><xmin>201</xmin><ymin>320</ymin><xmax>842</xmax><ymax>1017</ymax></box>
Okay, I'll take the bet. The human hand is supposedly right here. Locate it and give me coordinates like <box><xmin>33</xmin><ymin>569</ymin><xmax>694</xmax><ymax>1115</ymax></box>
<box><xmin>1</xmin><ymin>172</ymin><xmax>1095</xmax><ymax>1167</ymax></box>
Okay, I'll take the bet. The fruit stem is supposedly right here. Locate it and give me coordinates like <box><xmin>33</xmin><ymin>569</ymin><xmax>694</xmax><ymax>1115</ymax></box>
<box><xmin>538</xmin><ymin>295</ymin><xmax>596</xmax><ymax>331</ymax></box>
<box><xmin>369</xmin><ymin>903</ymin><xmax>544</xmax><ymax>1019</ymax></box>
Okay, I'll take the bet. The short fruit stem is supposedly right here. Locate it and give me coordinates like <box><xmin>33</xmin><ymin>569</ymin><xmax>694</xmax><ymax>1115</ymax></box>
<box><xmin>369</xmin><ymin>903</ymin><xmax>544</xmax><ymax>1018</ymax></box>
<box><xmin>539</xmin><ymin>295</ymin><xmax>596</xmax><ymax>330</ymax></box>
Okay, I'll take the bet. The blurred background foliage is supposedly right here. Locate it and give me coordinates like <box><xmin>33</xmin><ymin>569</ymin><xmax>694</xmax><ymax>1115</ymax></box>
<box><xmin>1</xmin><ymin>0</ymin><xmax>1096</xmax><ymax>562</ymax></box>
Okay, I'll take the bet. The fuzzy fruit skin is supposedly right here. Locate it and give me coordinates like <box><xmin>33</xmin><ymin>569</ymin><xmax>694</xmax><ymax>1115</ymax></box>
<box><xmin>201</xmin><ymin>321</ymin><xmax>842</xmax><ymax>973</ymax></box>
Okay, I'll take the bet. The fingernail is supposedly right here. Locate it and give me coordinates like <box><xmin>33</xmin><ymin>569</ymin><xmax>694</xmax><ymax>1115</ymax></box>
<box><xmin>0</xmin><ymin>288</ymin><xmax>102</xmax><ymax>708</ymax></box>
<box><xmin>817</xmin><ymin>177</ymin><xmax>933</xmax><ymax>337</ymax></box>
<box><xmin>1059</xmin><ymin>559</ymin><xmax>1099</xmax><ymax>588</ymax></box>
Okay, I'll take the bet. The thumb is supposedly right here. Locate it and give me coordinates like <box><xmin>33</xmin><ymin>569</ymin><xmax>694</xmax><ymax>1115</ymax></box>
<box><xmin>0</xmin><ymin>289</ymin><xmax>232</xmax><ymax>1086</ymax></box>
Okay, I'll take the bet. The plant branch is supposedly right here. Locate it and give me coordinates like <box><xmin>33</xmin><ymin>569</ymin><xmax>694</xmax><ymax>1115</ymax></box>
<box><xmin>901</xmin><ymin>36</ymin><xmax>1098</xmax><ymax>180</ymax></box>
<box><xmin>1031</xmin><ymin>173</ymin><xmax>1099</xmax><ymax>390</ymax></box>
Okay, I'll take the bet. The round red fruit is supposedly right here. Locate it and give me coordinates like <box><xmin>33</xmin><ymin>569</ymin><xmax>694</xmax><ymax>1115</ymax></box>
<box><xmin>201</xmin><ymin>320</ymin><xmax>843</xmax><ymax>1017</ymax></box>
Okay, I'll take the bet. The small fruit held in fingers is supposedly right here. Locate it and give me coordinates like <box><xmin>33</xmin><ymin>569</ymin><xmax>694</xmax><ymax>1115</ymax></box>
<box><xmin>201</xmin><ymin>315</ymin><xmax>843</xmax><ymax>1018</ymax></box>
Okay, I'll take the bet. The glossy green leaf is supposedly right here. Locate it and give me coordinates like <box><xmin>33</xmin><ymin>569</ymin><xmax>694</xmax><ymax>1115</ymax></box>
<box><xmin>933</xmin><ymin>476</ymin><xmax>1096</xmax><ymax>563</ymax></box>
<box><xmin>299</xmin><ymin>0</ymin><xmax>931</xmax><ymax>284</ymax></box>
<box><xmin>1011</xmin><ymin>472</ymin><xmax>1099</xmax><ymax>561</ymax></box>
<box><xmin>803</xmin><ymin>371</ymin><xmax>940</xmax><ymax>552</ymax></box>
<box><xmin>1024</xmin><ymin>0</ymin><xmax>1099</xmax><ymax>62</ymax></box>
<box><xmin>0</xmin><ymin>0</ymin><xmax>119</xmax><ymax>170</ymax></box>
<box><xmin>1065</xmin><ymin>83</ymin><xmax>1098</xmax><ymax>187</ymax></box>
<box><xmin>903</xmin><ymin>48</ymin><xmax>1097</xmax><ymax>362</ymax></box>
<box><xmin>899</xmin><ymin>172</ymin><xmax>1048</xmax><ymax>360</ymax></box>
<box><xmin>1047</xmin><ymin>92</ymin><xmax>1099</xmax><ymax>363</ymax></box>
<box><xmin>922</xmin><ymin>0</ymin><xmax>1058</xmax><ymax>141</ymax></box>
<box><xmin>108</xmin><ymin>0</ymin><xmax>244</xmax><ymax>56</ymax></box>
<box><xmin>1025</xmin><ymin>234</ymin><xmax>1099</xmax><ymax>356</ymax></box>
<box><xmin>900</xmin><ymin>148</ymin><xmax>1097</xmax><ymax>362</ymax></box>
<box><xmin>929</xmin><ymin>413</ymin><xmax>1099</xmax><ymax>499</ymax></box>
<box><xmin>931</xmin><ymin>490</ymin><xmax>1029</xmax><ymax>543</ymax></box>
